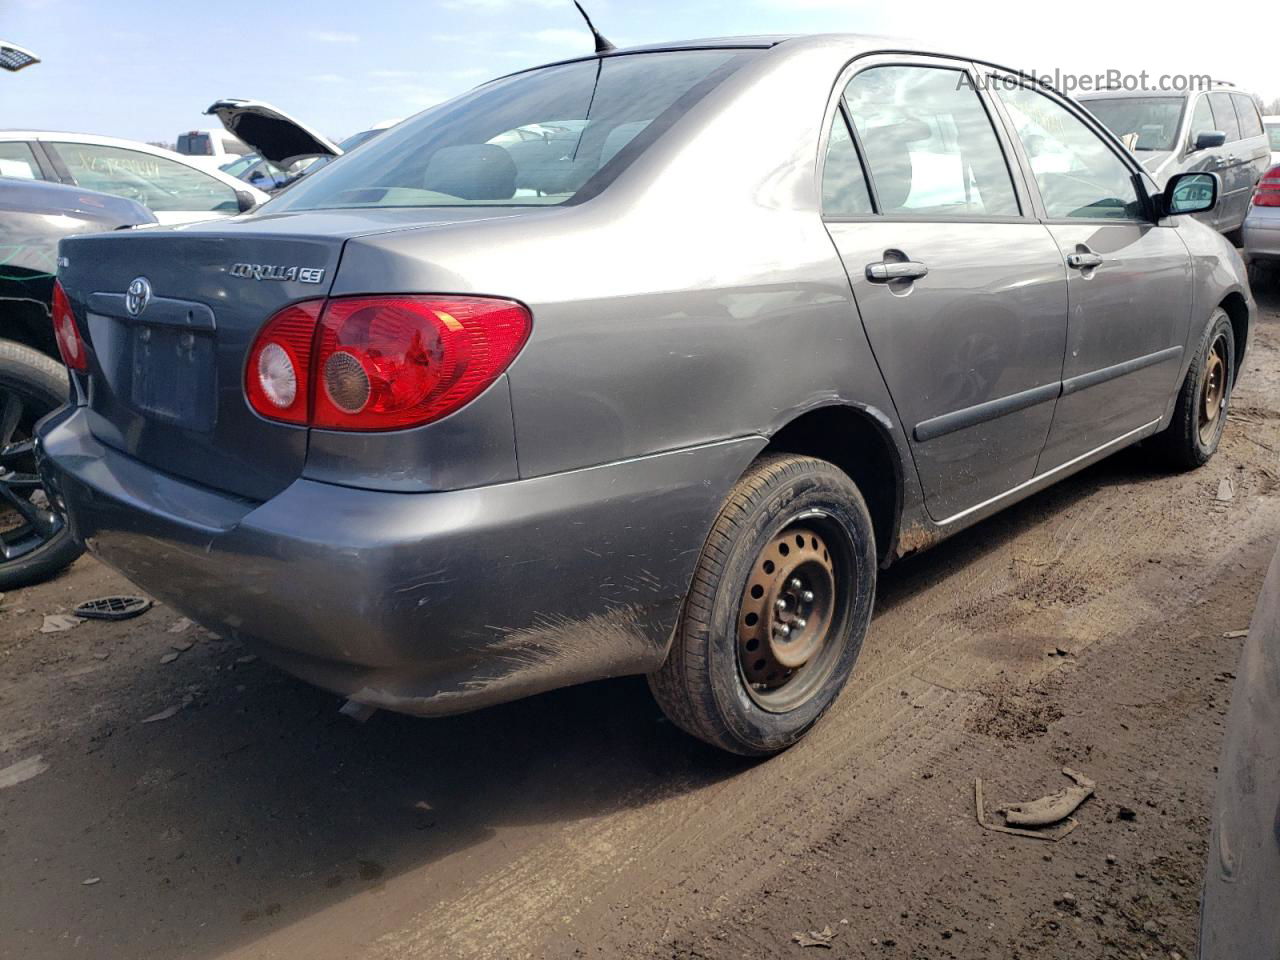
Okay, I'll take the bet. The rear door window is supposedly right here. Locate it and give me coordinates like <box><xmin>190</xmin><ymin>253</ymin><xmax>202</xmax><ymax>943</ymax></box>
<box><xmin>0</xmin><ymin>141</ymin><xmax>43</xmax><ymax>180</ymax></box>
<box><xmin>997</xmin><ymin>84</ymin><xmax>1142</xmax><ymax>220</ymax></box>
<box><xmin>272</xmin><ymin>49</ymin><xmax>755</xmax><ymax>210</ymax></box>
<box><xmin>1232</xmin><ymin>94</ymin><xmax>1264</xmax><ymax>139</ymax></box>
<box><xmin>821</xmin><ymin>110</ymin><xmax>874</xmax><ymax>216</ymax></box>
<box><xmin>48</xmin><ymin>142</ymin><xmax>239</xmax><ymax>212</ymax></box>
<box><xmin>1209</xmin><ymin>93</ymin><xmax>1242</xmax><ymax>142</ymax></box>
<box><xmin>842</xmin><ymin>65</ymin><xmax>1019</xmax><ymax>218</ymax></box>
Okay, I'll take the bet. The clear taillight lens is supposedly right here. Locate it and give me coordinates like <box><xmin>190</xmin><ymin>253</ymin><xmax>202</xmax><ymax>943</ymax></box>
<box><xmin>244</xmin><ymin>295</ymin><xmax>532</xmax><ymax>431</ymax></box>
<box><xmin>51</xmin><ymin>280</ymin><xmax>88</xmax><ymax>372</ymax></box>
<box><xmin>244</xmin><ymin>299</ymin><xmax>323</xmax><ymax>425</ymax></box>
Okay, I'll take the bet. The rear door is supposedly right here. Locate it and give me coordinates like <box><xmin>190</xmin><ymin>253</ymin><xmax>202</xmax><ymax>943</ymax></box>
<box><xmin>989</xmin><ymin>76</ymin><xmax>1193</xmax><ymax>472</ymax></box>
<box><xmin>1208</xmin><ymin>91</ymin><xmax>1251</xmax><ymax>231</ymax></box>
<box><xmin>821</xmin><ymin>56</ymin><xmax>1068</xmax><ymax>522</ymax></box>
<box><xmin>1230</xmin><ymin>93</ymin><xmax>1270</xmax><ymax>215</ymax></box>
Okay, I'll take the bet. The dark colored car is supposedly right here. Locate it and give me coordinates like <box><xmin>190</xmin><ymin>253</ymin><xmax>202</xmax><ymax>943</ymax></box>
<box><xmin>0</xmin><ymin>177</ymin><xmax>154</xmax><ymax>586</ymax></box>
<box><xmin>39</xmin><ymin>36</ymin><xmax>1252</xmax><ymax>754</ymax></box>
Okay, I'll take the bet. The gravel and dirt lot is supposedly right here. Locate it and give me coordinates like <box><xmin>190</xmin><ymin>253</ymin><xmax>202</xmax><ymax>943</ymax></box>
<box><xmin>3</xmin><ymin>290</ymin><xmax>1279</xmax><ymax>960</ymax></box>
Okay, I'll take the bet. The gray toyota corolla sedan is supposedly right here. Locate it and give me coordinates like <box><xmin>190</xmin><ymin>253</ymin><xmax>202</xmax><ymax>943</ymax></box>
<box><xmin>38</xmin><ymin>35</ymin><xmax>1253</xmax><ymax>755</ymax></box>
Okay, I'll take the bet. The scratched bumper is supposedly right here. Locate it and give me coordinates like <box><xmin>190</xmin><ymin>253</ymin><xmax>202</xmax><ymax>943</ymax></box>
<box><xmin>38</xmin><ymin>406</ymin><xmax>763</xmax><ymax>715</ymax></box>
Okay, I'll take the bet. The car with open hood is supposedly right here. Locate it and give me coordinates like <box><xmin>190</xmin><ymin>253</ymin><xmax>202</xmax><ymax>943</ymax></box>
<box><xmin>1079</xmin><ymin>86</ymin><xmax>1270</xmax><ymax>236</ymax></box>
<box><xmin>205</xmin><ymin>99</ymin><xmax>341</xmax><ymax>171</ymax></box>
<box><xmin>206</xmin><ymin>99</ymin><xmax>395</xmax><ymax>189</ymax></box>
<box><xmin>38</xmin><ymin>36</ymin><xmax>1253</xmax><ymax>755</ymax></box>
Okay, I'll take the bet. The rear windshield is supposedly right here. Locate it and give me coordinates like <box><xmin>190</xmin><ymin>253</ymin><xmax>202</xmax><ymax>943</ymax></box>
<box><xmin>1082</xmin><ymin>97</ymin><xmax>1185</xmax><ymax>151</ymax></box>
<box><xmin>270</xmin><ymin>49</ymin><xmax>753</xmax><ymax>211</ymax></box>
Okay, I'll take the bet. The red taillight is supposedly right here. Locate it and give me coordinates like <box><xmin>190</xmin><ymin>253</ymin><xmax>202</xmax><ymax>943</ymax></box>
<box><xmin>244</xmin><ymin>299</ymin><xmax>323</xmax><ymax>425</ymax></box>
<box><xmin>51</xmin><ymin>280</ymin><xmax>88</xmax><ymax>372</ymax></box>
<box><xmin>244</xmin><ymin>295</ymin><xmax>531</xmax><ymax>431</ymax></box>
<box><xmin>1254</xmin><ymin>166</ymin><xmax>1280</xmax><ymax>207</ymax></box>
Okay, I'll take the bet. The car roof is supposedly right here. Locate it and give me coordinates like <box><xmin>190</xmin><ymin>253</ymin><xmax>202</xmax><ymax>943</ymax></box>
<box><xmin>0</xmin><ymin>130</ymin><xmax>191</xmax><ymax>150</ymax></box>
<box><xmin>1075</xmin><ymin>89</ymin><xmax>1191</xmax><ymax>101</ymax></box>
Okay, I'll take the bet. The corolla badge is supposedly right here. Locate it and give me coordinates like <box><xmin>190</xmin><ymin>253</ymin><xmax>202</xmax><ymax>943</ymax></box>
<box><xmin>125</xmin><ymin>277</ymin><xmax>152</xmax><ymax>317</ymax></box>
<box><xmin>229</xmin><ymin>263</ymin><xmax>325</xmax><ymax>283</ymax></box>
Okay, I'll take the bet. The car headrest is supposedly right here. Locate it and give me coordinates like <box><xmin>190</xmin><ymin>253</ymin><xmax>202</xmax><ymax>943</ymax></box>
<box><xmin>422</xmin><ymin>144</ymin><xmax>517</xmax><ymax>201</ymax></box>
<box><xmin>600</xmin><ymin>122</ymin><xmax>647</xmax><ymax>167</ymax></box>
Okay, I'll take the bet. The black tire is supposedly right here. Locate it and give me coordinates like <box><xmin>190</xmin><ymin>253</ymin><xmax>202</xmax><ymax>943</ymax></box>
<box><xmin>1153</xmin><ymin>308</ymin><xmax>1235</xmax><ymax>470</ymax></box>
<box><xmin>648</xmin><ymin>454</ymin><xmax>877</xmax><ymax>756</ymax></box>
<box><xmin>0</xmin><ymin>339</ymin><xmax>83</xmax><ymax>590</ymax></box>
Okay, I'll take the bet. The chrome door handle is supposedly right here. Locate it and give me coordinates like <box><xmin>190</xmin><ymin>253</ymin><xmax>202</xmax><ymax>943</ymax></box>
<box><xmin>1066</xmin><ymin>252</ymin><xmax>1104</xmax><ymax>269</ymax></box>
<box><xmin>866</xmin><ymin>260</ymin><xmax>928</xmax><ymax>282</ymax></box>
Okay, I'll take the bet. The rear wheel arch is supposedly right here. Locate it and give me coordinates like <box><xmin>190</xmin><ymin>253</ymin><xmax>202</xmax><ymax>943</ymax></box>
<box><xmin>762</xmin><ymin>403</ymin><xmax>903</xmax><ymax>564</ymax></box>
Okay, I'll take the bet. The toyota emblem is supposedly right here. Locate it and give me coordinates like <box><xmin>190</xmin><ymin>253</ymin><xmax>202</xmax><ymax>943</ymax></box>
<box><xmin>125</xmin><ymin>277</ymin><xmax>152</xmax><ymax>317</ymax></box>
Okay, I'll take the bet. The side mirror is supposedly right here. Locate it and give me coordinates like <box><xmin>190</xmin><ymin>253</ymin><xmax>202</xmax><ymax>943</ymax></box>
<box><xmin>234</xmin><ymin>190</ymin><xmax>257</xmax><ymax>213</ymax></box>
<box><xmin>1193</xmin><ymin>130</ymin><xmax>1227</xmax><ymax>151</ymax></box>
<box><xmin>1162</xmin><ymin>171</ymin><xmax>1219</xmax><ymax>217</ymax></box>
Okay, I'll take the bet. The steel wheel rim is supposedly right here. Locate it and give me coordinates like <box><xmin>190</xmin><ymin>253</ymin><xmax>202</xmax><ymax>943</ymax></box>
<box><xmin>1199</xmin><ymin>333</ymin><xmax>1229</xmax><ymax>446</ymax></box>
<box><xmin>0</xmin><ymin>384</ymin><xmax>64</xmax><ymax>563</ymax></box>
<box><xmin>737</xmin><ymin>519</ymin><xmax>849</xmax><ymax>713</ymax></box>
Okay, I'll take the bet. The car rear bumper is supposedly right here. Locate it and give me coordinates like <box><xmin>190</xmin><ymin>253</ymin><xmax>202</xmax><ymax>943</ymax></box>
<box><xmin>37</xmin><ymin>406</ymin><xmax>762</xmax><ymax>716</ymax></box>
<box><xmin>1243</xmin><ymin>208</ymin><xmax>1280</xmax><ymax>261</ymax></box>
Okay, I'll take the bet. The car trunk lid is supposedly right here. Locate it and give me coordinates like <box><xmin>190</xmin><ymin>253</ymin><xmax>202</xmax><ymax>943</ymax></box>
<box><xmin>59</xmin><ymin>228</ymin><xmax>342</xmax><ymax>502</ymax></box>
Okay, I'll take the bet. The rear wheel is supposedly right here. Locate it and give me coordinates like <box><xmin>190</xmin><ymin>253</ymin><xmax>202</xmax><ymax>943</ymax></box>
<box><xmin>1154</xmin><ymin>309</ymin><xmax>1235</xmax><ymax>470</ymax></box>
<box><xmin>648</xmin><ymin>454</ymin><xmax>876</xmax><ymax>756</ymax></box>
<box><xmin>0</xmin><ymin>340</ymin><xmax>83</xmax><ymax>589</ymax></box>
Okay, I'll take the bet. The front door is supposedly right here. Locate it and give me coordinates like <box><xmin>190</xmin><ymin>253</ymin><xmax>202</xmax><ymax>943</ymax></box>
<box><xmin>991</xmin><ymin>79</ymin><xmax>1194</xmax><ymax>471</ymax></box>
<box><xmin>821</xmin><ymin>59</ymin><xmax>1069</xmax><ymax>522</ymax></box>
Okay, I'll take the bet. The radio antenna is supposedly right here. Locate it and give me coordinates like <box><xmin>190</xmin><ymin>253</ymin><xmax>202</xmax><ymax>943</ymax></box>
<box><xmin>572</xmin><ymin>1</ymin><xmax>616</xmax><ymax>54</ymax></box>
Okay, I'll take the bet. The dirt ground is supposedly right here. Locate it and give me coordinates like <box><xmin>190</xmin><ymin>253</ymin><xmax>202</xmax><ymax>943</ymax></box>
<box><xmin>3</xmin><ymin>291</ymin><xmax>1279</xmax><ymax>960</ymax></box>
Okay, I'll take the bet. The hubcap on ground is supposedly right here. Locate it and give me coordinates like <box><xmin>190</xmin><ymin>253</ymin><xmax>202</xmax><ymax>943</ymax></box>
<box><xmin>737</xmin><ymin>527</ymin><xmax>836</xmax><ymax>698</ymax></box>
<box><xmin>1199</xmin><ymin>334</ymin><xmax>1228</xmax><ymax>446</ymax></box>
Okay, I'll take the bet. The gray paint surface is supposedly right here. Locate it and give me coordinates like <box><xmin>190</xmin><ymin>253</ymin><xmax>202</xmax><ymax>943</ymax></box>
<box><xmin>39</xmin><ymin>35</ymin><xmax>1256</xmax><ymax>716</ymax></box>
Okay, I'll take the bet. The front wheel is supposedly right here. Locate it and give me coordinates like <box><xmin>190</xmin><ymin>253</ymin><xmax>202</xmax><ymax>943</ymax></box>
<box><xmin>648</xmin><ymin>454</ymin><xmax>877</xmax><ymax>756</ymax></box>
<box><xmin>0</xmin><ymin>339</ymin><xmax>83</xmax><ymax>589</ymax></box>
<box><xmin>1153</xmin><ymin>308</ymin><xmax>1235</xmax><ymax>470</ymax></box>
